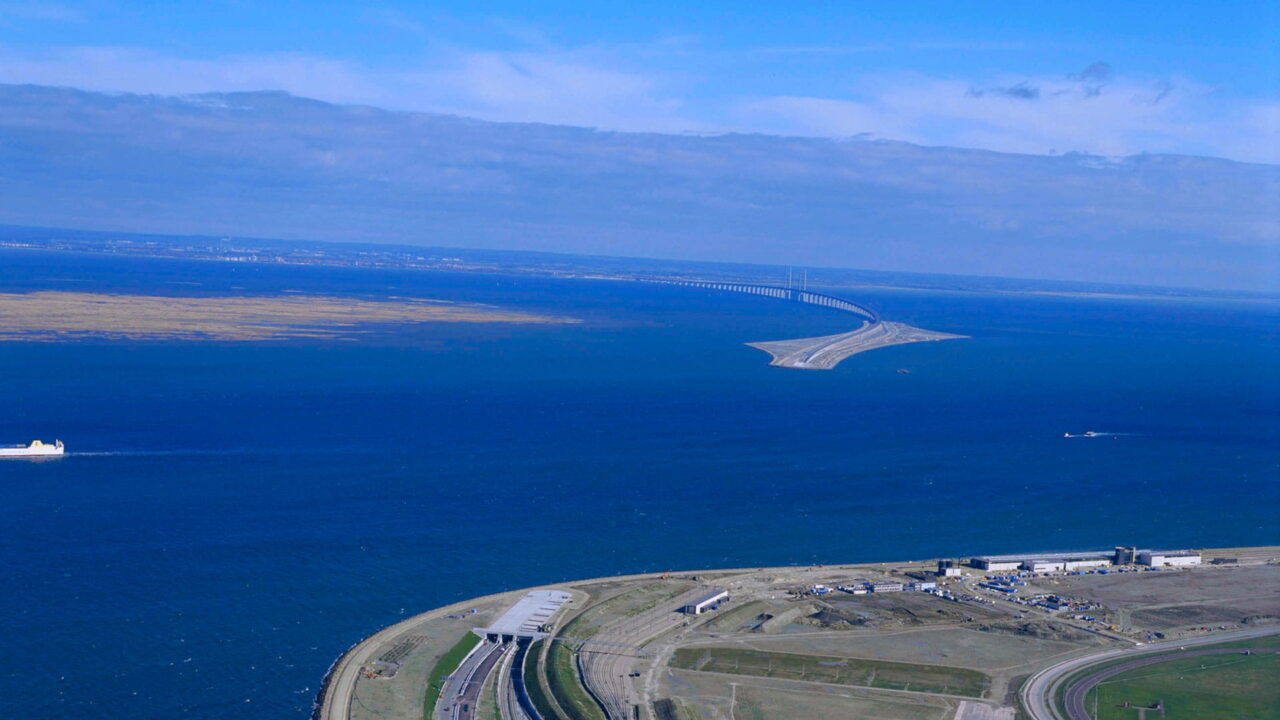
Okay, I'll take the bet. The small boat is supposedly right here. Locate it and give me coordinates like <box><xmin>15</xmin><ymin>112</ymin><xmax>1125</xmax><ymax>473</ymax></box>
<box><xmin>0</xmin><ymin>439</ymin><xmax>65</xmax><ymax>457</ymax></box>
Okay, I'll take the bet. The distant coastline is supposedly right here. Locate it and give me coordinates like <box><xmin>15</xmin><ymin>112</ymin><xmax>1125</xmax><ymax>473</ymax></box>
<box><xmin>4</xmin><ymin>225</ymin><xmax>1276</xmax><ymax>304</ymax></box>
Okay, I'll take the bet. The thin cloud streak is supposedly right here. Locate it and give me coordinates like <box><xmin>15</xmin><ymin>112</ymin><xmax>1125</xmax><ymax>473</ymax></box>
<box><xmin>0</xmin><ymin>43</ymin><xmax>1274</xmax><ymax>163</ymax></box>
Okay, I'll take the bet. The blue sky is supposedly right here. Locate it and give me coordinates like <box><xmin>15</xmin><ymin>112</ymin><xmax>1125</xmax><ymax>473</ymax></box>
<box><xmin>0</xmin><ymin>0</ymin><xmax>1277</xmax><ymax>161</ymax></box>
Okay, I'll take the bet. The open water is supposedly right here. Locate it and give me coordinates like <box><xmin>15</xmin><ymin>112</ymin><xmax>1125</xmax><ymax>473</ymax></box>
<box><xmin>1</xmin><ymin>250</ymin><xmax>1277</xmax><ymax>718</ymax></box>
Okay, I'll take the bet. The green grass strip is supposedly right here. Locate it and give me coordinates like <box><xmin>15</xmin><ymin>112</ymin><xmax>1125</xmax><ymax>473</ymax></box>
<box><xmin>547</xmin><ymin>639</ymin><xmax>607</xmax><ymax>720</ymax></box>
<box><xmin>1050</xmin><ymin>635</ymin><xmax>1280</xmax><ymax>720</ymax></box>
<box><xmin>523</xmin><ymin>639</ymin><xmax>567</xmax><ymax>720</ymax></box>
<box><xmin>423</xmin><ymin>632</ymin><xmax>482</xmax><ymax>719</ymax></box>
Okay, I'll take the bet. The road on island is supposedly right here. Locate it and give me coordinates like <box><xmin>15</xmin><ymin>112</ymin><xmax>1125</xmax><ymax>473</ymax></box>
<box><xmin>1060</xmin><ymin>647</ymin><xmax>1280</xmax><ymax>720</ymax></box>
<box><xmin>579</xmin><ymin>587</ymin><xmax>713</xmax><ymax>720</ymax></box>
<box><xmin>441</xmin><ymin>641</ymin><xmax>509</xmax><ymax>720</ymax></box>
<box><xmin>1020</xmin><ymin>627</ymin><xmax>1280</xmax><ymax>720</ymax></box>
<box><xmin>747</xmin><ymin>321</ymin><xmax>966</xmax><ymax>369</ymax></box>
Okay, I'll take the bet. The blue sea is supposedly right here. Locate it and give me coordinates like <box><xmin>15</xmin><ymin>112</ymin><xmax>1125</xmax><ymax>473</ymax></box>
<box><xmin>2</xmin><ymin>250</ymin><xmax>1277</xmax><ymax>718</ymax></box>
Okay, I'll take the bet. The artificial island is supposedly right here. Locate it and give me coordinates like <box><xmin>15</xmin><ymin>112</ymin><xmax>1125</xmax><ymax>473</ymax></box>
<box><xmin>661</xmin><ymin>279</ymin><xmax>966</xmax><ymax>369</ymax></box>
<box><xmin>314</xmin><ymin>545</ymin><xmax>1279</xmax><ymax>720</ymax></box>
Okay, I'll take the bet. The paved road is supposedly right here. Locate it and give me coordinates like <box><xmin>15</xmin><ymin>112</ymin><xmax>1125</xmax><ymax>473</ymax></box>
<box><xmin>442</xmin><ymin>641</ymin><xmax>509</xmax><ymax>720</ymax></box>
<box><xmin>1061</xmin><ymin>647</ymin><xmax>1279</xmax><ymax>720</ymax></box>
<box><xmin>1021</xmin><ymin>627</ymin><xmax>1280</xmax><ymax>720</ymax></box>
<box><xmin>747</xmin><ymin>321</ymin><xmax>965</xmax><ymax>369</ymax></box>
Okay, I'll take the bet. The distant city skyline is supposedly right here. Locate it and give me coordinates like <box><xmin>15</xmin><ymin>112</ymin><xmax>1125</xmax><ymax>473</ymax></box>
<box><xmin>0</xmin><ymin>0</ymin><xmax>1277</xmax><ymax>163</ymax></box>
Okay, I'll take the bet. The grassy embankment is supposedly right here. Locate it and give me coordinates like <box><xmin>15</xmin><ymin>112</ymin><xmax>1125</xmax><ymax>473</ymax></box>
<box><xmin>546</xmin><ymin>634</ymin><xmax>607</xmax><ymax>720</ymax></box>
<box><xmin>1051</xmin><ymin>635</ymin><xmax>1280</xmax><ymax>719</ymax></box>
<box><xmin>422</xmin><ymin>632</ymin><xmax>482</xmax><ymax>719</ymax></box>
<box><xmin>522</xmin><ymin>640</ymin><xmax>565</xmax><ymax>720</ymax></box>
<box><xmin>671</xmin><ymin>647</ymin><xmax>990</xmax><ymax>698</ymax></box>
<box><xmin>1082</xmin><ymin>641</ymin><xmax>1280</xmax><ymax>719</ymax></box>
<box><xmin>653</xmin><ymin>697</ymin><xmax>703</xmax><ymax>720</ymax></box>
<box><xmin>539</xmin><ymin>580</ymin><xmax>695</xmax><ymax>720</ymax></box>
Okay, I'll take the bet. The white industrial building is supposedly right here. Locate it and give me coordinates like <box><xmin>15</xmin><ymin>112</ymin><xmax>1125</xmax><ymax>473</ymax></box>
<box><xmin>1024</xmin><ymin>557</ymin><xmax>1113</xmax><ymax>572</ymax></box>
<box><xmin>972</xmin><ymin>551</ymin><xmax>1115</xmax><ymax>572</ymax></box>
<box><xmin>684</xmin><ymin>589</ymin><xmax>729</xmax><ymax>615</ymax></box>
<box><xmin>1139</xmin><ymin>551</ymin><xmax>1201</xmax><ymax>567</ymax></box>
<box><xmin>971</xmin><ymin>556</ymin><xmax>1023</xmax><ymax>572</ymax></box>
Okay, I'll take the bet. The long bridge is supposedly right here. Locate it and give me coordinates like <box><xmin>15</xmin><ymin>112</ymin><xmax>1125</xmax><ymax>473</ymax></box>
<box><xmin>656</xmin><ymin>279</ymin><xmax>880</xmax><ymax>323</ymax></box>
<box><xmin>652</xmin><ymin>278</ymin><xmax>966</xmax><ymax>370</ymax></box>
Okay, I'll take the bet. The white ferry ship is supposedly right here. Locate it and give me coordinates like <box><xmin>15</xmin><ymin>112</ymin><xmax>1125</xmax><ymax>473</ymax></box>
<box><xmin>0</xmin><ymin>439</ymin><xmax>64</xmax><ymax>457</ymax></box>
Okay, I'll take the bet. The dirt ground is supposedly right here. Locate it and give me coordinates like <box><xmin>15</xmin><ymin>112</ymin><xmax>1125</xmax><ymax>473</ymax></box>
<box><xmin>661</xmin><ymin>667</ymin><xmax>960</xmax><ymax>720</ymax></box>
<box><xmin>715</xmin><ymin>626</ymin><xmax>1090</xmax><ymax>671</ymax></box>
<box><xmin>331</xmin><ymin>552</ymin><xmax>1279</xmax><ymax>720</ymax></box>
<box><xmin>350</xmin><ymin>594</ymin><xmax>515</xmax><ymax>720</ymax></box>
<box><xmin>1029</xmin><ymin>565</ymin><xmax>1280</xmax><ymax>634</ymax></box>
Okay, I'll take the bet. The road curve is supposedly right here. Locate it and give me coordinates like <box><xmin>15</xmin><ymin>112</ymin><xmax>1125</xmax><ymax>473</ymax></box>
<box><xmin>313</xmin><ymin>591</ymin><xmax>516</xmax><ymax>720</ymax></box>
<box><xmin>1062</xmin><ymin>647</ymin><xmax>1279</xmax><ymax>720</ymax></box>
<box><xmin>1020</xmin><ymin>627</ymin><xmax>1280</xmax><ymax>720</ymax></box>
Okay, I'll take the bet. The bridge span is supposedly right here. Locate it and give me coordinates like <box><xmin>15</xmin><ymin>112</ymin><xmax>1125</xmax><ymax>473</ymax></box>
<box><xmin>658</xmin><ymin>279</ymin><xmax>880</xmax><ymax>323</ymax></box>
<box><xmin>653</xmin><ymin>278</ymin><xmax>965</xmax><ymax>370</ymax></box>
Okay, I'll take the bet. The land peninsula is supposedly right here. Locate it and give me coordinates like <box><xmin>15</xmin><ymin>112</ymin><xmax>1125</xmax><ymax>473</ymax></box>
<box><xmin>315</xmin><ymin>545</ymin><xmax>1279</xmax><ymax>720</ymax></box>
<box><xmin>0</xmin><ymin>291</ymin><xmax>575</xmax><ymax>342</ymax></box>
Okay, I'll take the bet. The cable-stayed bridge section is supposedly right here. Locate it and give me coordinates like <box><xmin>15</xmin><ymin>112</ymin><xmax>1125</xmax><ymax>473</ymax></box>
<box><xmin>657</xmin><ymin>278</ymin><xmax>966</xmax><ymax>370</ymax></box>
<box><xmin>659</xmin><ymin>279</ymin><xmax>880</xmax><ymax>323</ymax></box>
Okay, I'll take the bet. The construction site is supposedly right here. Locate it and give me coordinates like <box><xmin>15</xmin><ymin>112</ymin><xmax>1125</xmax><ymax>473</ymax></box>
<box><xmin>314</xmin><ymin>545</ymin><xmax>1279</xmax><ymax>720</ymax></box>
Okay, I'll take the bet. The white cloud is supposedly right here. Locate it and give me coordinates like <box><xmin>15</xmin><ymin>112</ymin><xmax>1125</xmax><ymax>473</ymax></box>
<box><xmin>403</xmin><ymin>51</ymin><xmax>695</xmax><ymax>132</ymax></box>
<box><xmin>0</xmin><ymin>46</ymin><xmax>377</xmax><ymax>101</ymax></box>
<box><xmin>740</xmin><ymin>72</ymin><xmax>1280</xmax><ymax>163</ymax></box>
<box><xmin>0</xmin><ymin>44</ymin><xmax>700</xmax><ymax>133</ymax></box>
<box><xmin>0</xmin><ymin>41</ymin><xmax>1274</xmax><ymax>163</ymax></box>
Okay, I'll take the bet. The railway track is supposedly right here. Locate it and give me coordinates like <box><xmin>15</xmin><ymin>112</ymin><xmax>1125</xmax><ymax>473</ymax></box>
<box><xmin>1020</xmin><ymin>627</ymin><xmax>1280</xmax><ymax>720</ymax></box>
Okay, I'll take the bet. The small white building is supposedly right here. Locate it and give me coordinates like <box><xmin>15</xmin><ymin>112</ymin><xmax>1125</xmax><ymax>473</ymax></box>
<box><xmin>1139</xmin><ymin>551</ymin><xmax>1201</xmax><ymax>567</ymax></box>
<box><xmin>871</xmin><ymin>582</ymin><xmax>904</xmax><ymax>593</ymax></box>
<box><xmin>684</xmin><ymin>589</ymin><xmax>729</xmax><ymax>614</ymax></box>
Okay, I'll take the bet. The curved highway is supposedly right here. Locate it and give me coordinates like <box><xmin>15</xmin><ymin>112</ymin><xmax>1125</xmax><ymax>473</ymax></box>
<box><xmin>1063</xmin><ymin>647</ymin><xmax>1279</xmax><ymax>720</ymax></box>
<box><xmin>1021</xmin><ymin>627</ymin><xmax>1280</xmax><ymax>720</ymax></box>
